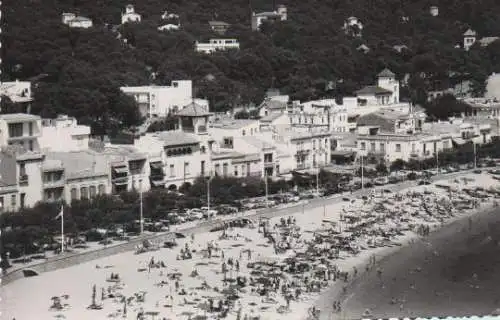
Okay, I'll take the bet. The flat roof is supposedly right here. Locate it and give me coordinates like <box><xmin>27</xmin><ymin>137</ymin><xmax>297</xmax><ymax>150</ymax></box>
<box><xmin>211</xmin><ymin>119</ymin><xmax>258</xmax><ymax>129</ymax></box>
<box><xmin>0</xmin><ymin>113</ymin><xmax>40</xmax><ymax>122</ymax></box>
<box><xmin>153</xmin><ymin>131</ymin><xmax>201</xmax><ymax>147</ymax></box>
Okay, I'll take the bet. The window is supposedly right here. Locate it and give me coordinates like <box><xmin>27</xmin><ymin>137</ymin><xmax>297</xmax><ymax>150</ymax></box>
<box><xmin>19</xmin><ymin>163</ymin><xmax>26</xmax><ymax>176</ymax></box>
<box><xmin>380</xmin><ymin>143</ymin><xmax>385</xmax><ymax>152</ymax></box>
<box><xmin>201</xmin><ymin>161</ymin><xmax>205</xmax><ymax>176</ymax></box>
<box><xmin>313</xmin><ymin>140</ymin><xmax>316</xmax><ymax>150</ymax></box>
<box><xmin>411</xmin><ymin>143</ymin><xmax>416</xmax><ymax>152</ymax></box>
<box><xmin>80</xmin><ymin>187</ymin><xmax>89</xmax><ymax>199</ymax></box>
<box><xmin>8</xmin><ymin>123</ymin><xmax>23</xmax><ymax>138</ymax></box>
<box><xmin>241</xmin><ymin>165</ymin><xmax>245</xmax><ymax>176</ymax></box>
<box><xmin>396</xmin><ymin>144</ymin><xmax>401</xmax><ymax>152</ymax></box>
<box><xmin>201</xmin><ymin>146</ymin><xmax>206</xmax><ymax>154</ymax></box>
<box><xmin>71</xmin><ymin>187</ymin><xmax>78</xmax><ymax>199</ymax></box>
<box><xmin>28</xmin><ymin>122</ymin><xmax>33</xmax><ymax>136</ymax></box>
<box><xmin>215</xmin><ymin>164</ymin><xmax>221</xmax><ymax>175</ymax></box>
<box><xmin>242</xmin><ymin>129</ymin><xmax>246</xmax><ymax>136</ymax></box>
<box><xmin>11</xmin><ymin>195</ymin><xmax>16</xmax><ymax>207</ymax></box>
<box><xmin>184</xmin><ymin>162</ymin><xmax>190</xmax><ymax>175</ymax></box>
<box><xmin>443</xmin><ymin>141</ymin><xmax>449</xmax><ymax>149</ymax></box>
<box><xmin>89</xmin><ymin>186</ymin><xmax>97</xmax><ymax>199</ymax></box>
<box><xmin>28</xmin><ymin>140</ymin><xmax>33</xmax><ymax>151</ymax></box>
<box><xmin>234</xmin><ymin>166</ymin><xmax>238</xmax><ymax>176</ymax></box>
<box><xmin>370</xmin><ymin>143</ymin><xmax>375</xmax><ymax>151</ymax></box>
<box><xmin>223</xmin><ymin>163</ymin><xmax>228</xmax><ymax>176</ymax></box>
<box><xmin>360</xmin><ymin>142</ymin><xmax>366</xmax><ymax>150</ymax></box>
<box><xmin>98</xmin><ymin>184</ymin><xmax>106</xmax><ymax>195</ymax></box>
<box><xmin>169</xmin><ymin>164</ymin><xmax>175</xmax><ymax>177</ymax></box>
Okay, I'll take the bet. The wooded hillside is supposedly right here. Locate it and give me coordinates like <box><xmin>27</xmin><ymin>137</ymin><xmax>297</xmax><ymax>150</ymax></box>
<box><xmin>3</xmin><ymin>0</ymin><xmax>500</xmax><ymax>133</ymax></box>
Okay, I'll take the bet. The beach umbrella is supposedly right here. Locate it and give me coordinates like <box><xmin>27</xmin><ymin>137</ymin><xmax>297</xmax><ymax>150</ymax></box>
<box><xmin>315</xmin><ymin>264</ymin><xmax>328</xmax><ymax>271</ymax></box>
<box><xmin>491</xmin><ymin>308</ymin><xmax>500</xmax><ymax>316</ymax></box>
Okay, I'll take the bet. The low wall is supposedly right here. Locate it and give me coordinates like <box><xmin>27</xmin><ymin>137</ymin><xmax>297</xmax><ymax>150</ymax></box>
<box><xmin>1</xmin><ymin>231</ymin><xmax>176</xmax><ymax>286</ymax></box>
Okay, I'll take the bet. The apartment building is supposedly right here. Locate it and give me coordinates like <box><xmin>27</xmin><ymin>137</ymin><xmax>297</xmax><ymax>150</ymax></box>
<box><xmin>120</xmin><ymin>81</ymin><xmax>194</xmax><ymax>117</ymax></box>
<box><xmin>134</xmin><ymin>103</ymin><xmax>213</xmax><ymax>190</ymax></box>
<box><xmin>39</xmin><ymin>115</ymin><xmax>91</xmax><ymax>152</ymax></box>
<box><xmin>195</xmin><ymin>39</ymin><xmax>240</xmax><ymax>54</ymax></box>
<box><xmin>122</xmin><ymin>4</ymin><xmax>141</xmax><ymax>24</ymax></box>
<box><xmin>251</xmin><ymin>5</ymin><xmax>287</xmax><ymax>31</ymax></box>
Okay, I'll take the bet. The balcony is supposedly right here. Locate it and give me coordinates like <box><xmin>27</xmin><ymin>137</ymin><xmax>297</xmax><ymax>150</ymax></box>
<box><xmin>367</xmin><ymin>151</ymin><xmax>386</xmax><ymax>157</ymax></box>
<box><xmin>296</xmin><ymin>149</ymin><xmax>310</xmax><ymax>157</ymax></box>
<box><xmin>112</xmin><ymin>176</ymin><xmax>129</xmax><ymax>185</ymax></box>
<box><xmin>43</xmin><ymin>179</ymin><xmax>65</xmax><ymax>189</ymax></box>
<box><xmin>264</xmin><ymin>161</ymin><xmax>276</xmax><ymax>168</ymax></box>
<box><xmin>19</xmin><ymin>174</ymin><xmax>28</xmax><ymax>186</ymax></box>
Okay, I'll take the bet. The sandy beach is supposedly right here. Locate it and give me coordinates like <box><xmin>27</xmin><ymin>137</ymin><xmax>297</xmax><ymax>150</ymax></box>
<box><xmin>2</xmin><ymin>172</ymin><xmax>499</xmax><ymax>320</ymax></box>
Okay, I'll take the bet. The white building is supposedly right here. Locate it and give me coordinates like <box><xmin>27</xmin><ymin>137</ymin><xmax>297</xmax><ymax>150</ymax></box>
<box><xmin>61</xmin><ymin>13</ymin><xmax>93</xmax><ymax>28</ymax></box>
<box><xmin>209</xmin><ymin>21</ymin><xmax>231</xmax><ymax>35</ymax></box>
<box><xmin>120</xmin><ymin>81</ymin><xmax>195</xmax><ymax>117</ymax></box>
<box><xmin>343</xmin><ymin>16</ymin><xmax>363</xmax><ymax>37</ymax></box>
<box><xmin>355</xmin><ymin>69</ymin><xmax>400</xmax><ymax>106</ymax></box>
<box><xmin>158</xmin><ymin>24</ymin><xmax>180</xmax><ymax>31</ymax></box>
<box><xmin>0</xmin><ymin>80</ymin><xmax>32</xmax><ymax>105</ymax></box>
<box><xmin>121</xmin><ymin>5</ymin><xmax>141</xmax><ymax>24</ymax></box>
<box><xmin>195</xmin><ymin>39</ymin><xmax>240</xmax><ymax>54</ymax></box>
<box><xmin>251</xmin><ymin>5</ymin><xmax>287</xmax><ymax>31</ymax></box>
<box><xmin>463</xmin><ymin>29</ymin><xmax>477</xmax><ymax>51</ymax></box>
<box><xmin>263</xmin><ymin>130</ymin><xmax>331</xmax><ymax>172</ymax></box>
<box><xmin>134</xmin><ymin>103</ymin><xmax>213</xmax><ymax>190</ymax></box>
<box><xmin>0</xmin><ymin>114</ymin><xmax>44</xmax><ymax>208</ymax></box>
<box><xmin>209</xmin><ymin>119</ymin><xmax>267</xmax><ymax>177</ymax></box>
<box><xmin>291</xmin><ymin>99</ymin><xmax>349</xmax><ymax>133</ymax></box>
<box><xmin>356</xmin><ymin>128</ymin><xmax>450</xmax><ymax>163</ymax></box>
<box><xmin>429</xmin><ymin>6</ymin><xmax>439</xmax><ymax>17</ymax></box>
<box><xmin>39</xmin><ymin>115</ymin><xmax>91</xmax><ymax>152</ymax></box>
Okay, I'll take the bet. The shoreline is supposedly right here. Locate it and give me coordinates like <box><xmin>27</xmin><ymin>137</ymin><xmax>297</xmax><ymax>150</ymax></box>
<box><xmin>314</xmin><ymin>201</ymin><xmax>498</xmax><ymax>320</ymax></box>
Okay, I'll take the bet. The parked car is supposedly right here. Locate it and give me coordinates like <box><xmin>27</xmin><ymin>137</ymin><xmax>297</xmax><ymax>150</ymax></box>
<box><xmin>374</xmin><ymin>177</ymin><xmax>389</xmax><ymax>186</ymax></box>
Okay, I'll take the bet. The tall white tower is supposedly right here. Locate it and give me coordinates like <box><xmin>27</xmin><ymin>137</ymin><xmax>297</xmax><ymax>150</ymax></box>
<box><xmin>377</xmin><ymin>69</ymin><xmax>399</xmax><ymax>104</ymax></box>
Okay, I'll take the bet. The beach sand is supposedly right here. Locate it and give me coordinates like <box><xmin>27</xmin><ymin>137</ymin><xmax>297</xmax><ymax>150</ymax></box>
<box><xmin>2</xmin><ymin>172</ymin><xmax>499</xmax><ymax>320</ymax></box>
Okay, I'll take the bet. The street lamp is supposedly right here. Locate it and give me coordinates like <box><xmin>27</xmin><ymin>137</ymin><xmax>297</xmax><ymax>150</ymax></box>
<box><xmin>134</xmin><ymin>178</ymin><xmax>144</xmax><ymax>235</ymax></box>
<box><xmin>360</xmin><ymin>155</ymin><xmax>364</xmax><ymax>192</ymax></box>
<box><xmin>264</xmin><ymin>170</ymin><xmax>269</xmax><ymax>208</ymax></box>
<box><xmin>139</xmin><ymin>179</ymin><xmax>144</xmax><ymax>235</ymax></box>
<box><xmin>473</xmin><ymin>142</ymin><xmax>477</xmax><ymax>169</ymax></box>
<box><xmin>207</xmin><ymin>171</ymin><xmax>213</xmax><ymax>218</ymax></box>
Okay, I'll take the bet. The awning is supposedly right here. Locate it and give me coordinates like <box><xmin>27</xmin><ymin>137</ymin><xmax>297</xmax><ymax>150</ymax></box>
<box><xmin>113</xmin><ymin>166</ymin><xmax>128</xmax><ymax>174</ymax></box>
<box><xmin>331</xmin><ymin>150</ymin><xmax>355</xmax><ymax>157</ymax></box>
<box><xmin>113</xmin><ymin>179</ymin><xmax>128</xmax><ymax>185</ymax></box>
<box><xmin>150</xmin><ymin>162</ymin><xmax>163</xmax><ymax>169</ymax></box>
<box><xmin>452</xmin><ymin>138</ymin><xmax>466</xmax><ymax>145</ymax></box>
<box><xmin>151</xmin><ymin>180</ymin><xmax>165</xmax><ymax>187</ymax></box>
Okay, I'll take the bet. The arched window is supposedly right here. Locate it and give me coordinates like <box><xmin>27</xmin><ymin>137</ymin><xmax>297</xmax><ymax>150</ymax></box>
<box><xmin>70</xmin><ymin>187</ymin><xmax>78</xmax><ymax>200</ymax></box>
<box><xmin>80</xmin><ymin>187</ymin><xmax>89</xmax><ymax>199</ymax></box>
<box><xmin>98</xmin><ymin>184</ymin><xmax>106</xmax><ymax>195</ymax></box>
<box><xmin>89</xmin><ymin>186</ymin><xmax>97</xmax><ymax>199</ymax></box>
